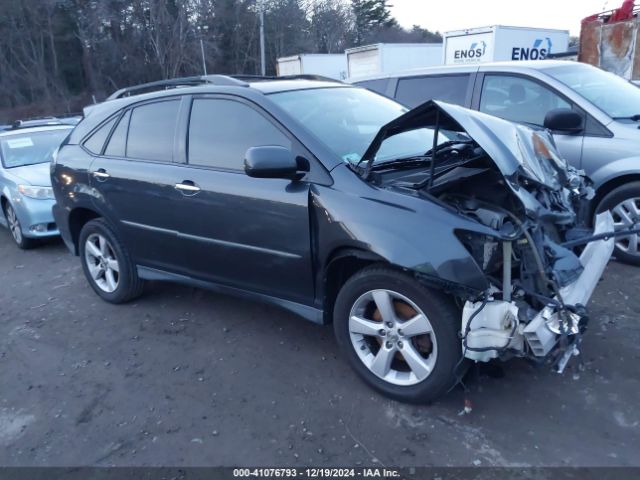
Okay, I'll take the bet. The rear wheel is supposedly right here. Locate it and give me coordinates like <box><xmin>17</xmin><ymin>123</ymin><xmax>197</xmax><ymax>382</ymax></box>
<box><xmin>596</xmin><ymin>182</ymin><xmax>640</xmax><ymax>266</ymax></box>
<box><xmin>79</xmin><ymin>218</ymin><xmax>144</xmax><ymax>303</ymax></box>
<box><xmin>3</xmin><ymin>203</ymin><xmax>35</xmax><ymax>249</ymax></box>
<box><xmin>333</xmin><ymin>266</ymin><xmax>464</xmax><ymax>403</ymax></box>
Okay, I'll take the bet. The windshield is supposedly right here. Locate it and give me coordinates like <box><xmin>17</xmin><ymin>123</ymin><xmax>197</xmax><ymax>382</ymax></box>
<box><xmin>545</xmin><ymin>63</ymin><xmax>640</xmax><ymax>119</ymax></box>
<box><xmin>0</xmin><ymin>128</ymin><xmax>71</xmax><ymax>168</ymax></box>
<box><xmin>270</xmin><ymin>87</ymin><xmax>448</xmax><ymax>165</ymax></box>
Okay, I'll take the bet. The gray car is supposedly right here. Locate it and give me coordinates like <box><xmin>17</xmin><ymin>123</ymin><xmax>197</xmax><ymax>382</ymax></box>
<box><xmin>353</xmin><ymin>61</ymin><xmax>640</xmax><ymax>265</ymax></box>
<box><xmin>0</xmin><ymin>123</ymin><xmax>73</xmax><ymax>248</ymax></box>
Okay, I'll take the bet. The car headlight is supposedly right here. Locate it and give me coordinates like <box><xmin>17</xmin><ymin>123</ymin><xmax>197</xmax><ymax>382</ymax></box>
<box><xmin>515</xmin><ymin>127</ymin><xmax>561</xmax><ymax>189</ymax></box>
<box><xmin>18</xmin><ymin>185</ymin><xmax>54</xmax><ymax>200</ymax></box>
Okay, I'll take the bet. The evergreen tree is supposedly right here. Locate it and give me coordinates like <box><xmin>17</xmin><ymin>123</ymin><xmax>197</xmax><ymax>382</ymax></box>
<box><xmin>351</xmin><ymin>0</ymin><xmax>395</xmax><ymax>45</ymax></box>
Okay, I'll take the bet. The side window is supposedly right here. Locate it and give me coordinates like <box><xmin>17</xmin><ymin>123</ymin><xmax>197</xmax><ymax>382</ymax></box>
<box><xmin>395</xmin><ymin>75</ymin><xmax>470</xmax><ymax>107</ymax></box>
<box><xmin>126</xmin><ymin>100</ymin><xmax>180</xmax><ymax>161</ymax></box>
<box><xmin>188</xmin><ymin>98</ymin><xmax>291</xmax><ymax>170</ymax></box>
<box><xmin>83</xmin><ymin>116</ymin><xmax>117</xmax><ymax>155</ymax></box>
<box><xmin>357</xmin><ymin>79</ymin><xmax>390</xmax><ymax>96</ymax></box>
<box><xmin>480</xmin><ymin>75</ymin><xmax>571</xmax><ymax>127</ymax></box>
<box><xmin>104</xmin><ymin>110</ymin><xmax>131</xmax><ymax>157</ymax></box>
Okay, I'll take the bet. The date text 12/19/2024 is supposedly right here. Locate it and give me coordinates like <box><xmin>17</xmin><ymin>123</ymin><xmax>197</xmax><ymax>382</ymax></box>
<box><xmin>232</xmin><ymin>468</ymin><xmax>402</xmax><ymax>478</ymax></box>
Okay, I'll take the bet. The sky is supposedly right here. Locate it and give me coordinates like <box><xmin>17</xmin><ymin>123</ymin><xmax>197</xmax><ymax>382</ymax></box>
<box><xmin>389</xmin><ymin>0</ymin><xmax>622</xmax><ymax>36</ymax></box>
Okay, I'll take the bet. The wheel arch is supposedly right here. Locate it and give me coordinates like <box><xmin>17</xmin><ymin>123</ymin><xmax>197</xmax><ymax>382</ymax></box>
<box><xmin>590</xmin><ymin>164</ymin><xmax>640</xmax><ymax>219</ymax></box>
<box><xmin>591</xmin><ymin>174</ymin><xmax>640</xmax><ymax>219</ymax></box>
<box><xmin>68</xmin><ymin>207</ymin><xmax>102</xmax><ymax>255</ymax></box>
<box><xmin>321</xmin><ymin>247</ymin><xmax>392</xmax><ymax>324</ymax></box>
<box><xmin>0</xmin><ymin>194</ymin><xmax>8</xmax><ymax>213</ymax></box>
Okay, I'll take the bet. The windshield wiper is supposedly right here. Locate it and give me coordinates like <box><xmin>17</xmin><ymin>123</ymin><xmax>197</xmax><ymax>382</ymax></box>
<box><xmin>423</xmin><ymin>139</ymin><xmax>473</xmax><ymax>156</ymax></box>
<box><xmin>372</xmin><ymin>140</ymin><xmax>475</xmax><ymax>171</ymax></box>
<box><xmin>370</xmin><ymin>155</ymin><xmax>430</xmax><ymax>171</ymax></box>
<box><xmin>613</xmin><ymin>114</ymin><xmax>640</xmax><ymax>121</ymax></box>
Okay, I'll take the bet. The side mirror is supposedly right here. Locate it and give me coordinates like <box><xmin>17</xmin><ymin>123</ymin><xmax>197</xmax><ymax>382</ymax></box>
<box><xmin>244</xmin><ymin>146</ymin><xmax>305</xmax><ymax>180</ymax></box>
<box><xmin>544</xmin><ymin>109</ymin><xmax>584</xmax><ymax>134</ymax></box>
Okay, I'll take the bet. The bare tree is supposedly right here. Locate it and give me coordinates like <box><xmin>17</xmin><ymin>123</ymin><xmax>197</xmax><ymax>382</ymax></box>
<box><xmin>0</xmin><ymin>0</ymin><xmax>442</xmax><ymax>122</ymax></box>
<box><xmin>309</xmin><ymin>0</ymin><xmax>353</xmax><ymax>53</ymax></box>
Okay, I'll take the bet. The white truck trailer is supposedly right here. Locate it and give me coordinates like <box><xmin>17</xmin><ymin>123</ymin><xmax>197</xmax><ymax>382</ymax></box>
<box><xmin>345</xmin><ymin>43</ymin><xmax>443</xmax><ymax>80</ymax></box>
<box><xmin>443</xmin><ymin>26</ymin><xmax>570</xmax><ymax>65</ymax></box>
<box><xmin>276</xmin><ymin>54</ymin><xmax>347</xmax><ymax>80</ymax></box>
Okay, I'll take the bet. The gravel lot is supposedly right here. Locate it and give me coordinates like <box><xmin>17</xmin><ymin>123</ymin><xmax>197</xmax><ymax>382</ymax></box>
<box><xmin>0</xmin><ymin>229</ymin><xmax>638</xmax><ymax>468</ymax></box>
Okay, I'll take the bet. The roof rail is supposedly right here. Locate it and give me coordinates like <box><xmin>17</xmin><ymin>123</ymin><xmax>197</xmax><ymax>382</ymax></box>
<box><xmin>10</xmin><ymin>117</ymin><xmax>68</xmax><ymax>130</ymax></box>
<box><xmin>280</xmin><ymin>74</ymin><xmax>344</xmax><ymax>83</ymax></box>
<box><xmin>233</xmin><ymin>74</ymin><xmax>343</xmax><ymax>83</ymax></box>
<box><xmin>107</xmin><ymin>75</ymin><xmax>249</xmax><ymax>100</ymax></box>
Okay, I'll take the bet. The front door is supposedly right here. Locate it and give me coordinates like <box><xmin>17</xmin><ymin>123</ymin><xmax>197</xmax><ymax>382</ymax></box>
<box><xmin>476</xmin><ymin>73</ymin><xmax>585</xmax><ymax>169</ymax></box>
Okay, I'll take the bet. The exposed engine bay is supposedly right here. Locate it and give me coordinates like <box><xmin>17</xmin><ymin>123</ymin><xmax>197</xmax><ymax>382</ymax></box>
<box><xmin>358</xmin><ymin>101</ymin><xmax>616</xmax><ymax>372</ymax></box>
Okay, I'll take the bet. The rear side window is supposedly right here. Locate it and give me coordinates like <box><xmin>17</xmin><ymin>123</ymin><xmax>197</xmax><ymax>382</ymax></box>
<box><xmin>357</xmin><ymin>79</ymin><xmax>390</xmax><ymax>96</ymax></box>
<box><xmin>188</xmin><ymin>98</ymin><xmax>291</xmax><ymax>170</ymax></box>
<box><xmin>126</xmin><ymin>100</ymin><xmax>180</xmax><ymax>161</ymax></box>
<box><xmin>395</xmin><ymin>75</ymin><xmax>470</xmax><ymax>107</ymax></box>
<box><xmin>104</xmin><ymin>110</ymin><xmax>130</xmax><ymax>157</ymax></box>
<box><xmin>83</xmin><ymin>116</ymin><xmax>117</xmax><ymax>155</ymax></box>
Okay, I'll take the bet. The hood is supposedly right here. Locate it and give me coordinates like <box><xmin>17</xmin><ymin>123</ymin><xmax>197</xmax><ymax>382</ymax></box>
<box><xmin>6</xmin><ymin>162</ymin><xmax>52</xmax><ymax>187</ymax></box>
<box><xmin>363</xmin><ymin>100</ymin><xmax>566</xmax><ymax>190</ymax></box>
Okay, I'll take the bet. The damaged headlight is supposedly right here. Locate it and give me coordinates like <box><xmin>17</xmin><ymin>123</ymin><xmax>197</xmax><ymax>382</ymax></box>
<box><xmin>514</xmin><ymin>128</ymin><xmax>563</xmax><ymax>190</ymax></box>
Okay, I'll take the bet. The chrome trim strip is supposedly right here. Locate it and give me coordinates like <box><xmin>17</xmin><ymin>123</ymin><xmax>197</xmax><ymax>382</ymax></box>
<box><xmin>121</xmin><ymin>220</ymin><xmax>302</xmax><ymax>259</ymax></box>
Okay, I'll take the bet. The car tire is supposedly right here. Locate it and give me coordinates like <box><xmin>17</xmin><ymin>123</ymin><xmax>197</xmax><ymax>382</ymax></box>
<box><xmin>596</xmin><ymin>182</ymin><xmax>640</xmax><ymax>266</ymax></box>
<box><xmin>79</xmin><ymin>218</ymin><xmax>144</xmax><ymax>303</ymax></box>
<box><xmin>3</xmin><ymin>202</ymin><xmax>36</xmax><ymax>249</ymax></box>
<box><xmin>333</xmin><ymin>266</ymin><xmax>465</xmax><ymax>404</ymax></box>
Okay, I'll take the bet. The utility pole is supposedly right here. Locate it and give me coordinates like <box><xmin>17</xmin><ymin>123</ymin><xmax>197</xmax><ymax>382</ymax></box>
<box><xmin>200</xmin><ymin>38</ymin><xmax>207</xmax><ymax>75</ymax></box>
<box><xmin>197</xmin><ymin>25</ymin><xmax>209</xmax><ymax>75</ymax></box>
<box><xmin>259</xmin><ymin>1</ymin><xmax>266</xmax><ymax>76</ymax></box>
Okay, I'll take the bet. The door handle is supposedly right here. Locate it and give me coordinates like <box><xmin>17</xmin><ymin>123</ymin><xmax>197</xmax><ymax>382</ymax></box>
<box><xmin>92</xmin><ymin>169</ymin><xmax>110</xmax><ymax>180</ymax></box>
<box><xmin>175</xmin><ymin>181</ymin><xmax>201</xmax><ymax>194</ymax></box>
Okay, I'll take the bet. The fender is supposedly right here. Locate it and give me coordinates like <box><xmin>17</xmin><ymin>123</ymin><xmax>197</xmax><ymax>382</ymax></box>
<box><xmin>51</xmin><ymin>143</ymin><xmax>114</xmax><ymax>254</ymax></box>
<box><xmin>0</xmin><ymin>184</ymin><xmax>18</xmax><ymax>227</ymax></box>
<box><xmin>0</xmin><ymin>183</ymin><xmax>17</xmax><ymax>205</ymax></box>
<box><xmin>311</xmin><ymin>170</ymin><xmax>496</xmax><ymax>298</ymax></box>
<box><xmin>589</xmin><ymin>155</ymin><xmax>640</xmax><ymax>191</ymax></box>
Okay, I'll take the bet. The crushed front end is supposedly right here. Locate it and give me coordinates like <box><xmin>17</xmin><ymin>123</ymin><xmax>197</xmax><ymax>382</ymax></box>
<box><xmin>359</xmin><ymin>100</ymin><xmax>616</xmax><ymax>372</ymax></box>
<box><xmin>441</xmin><ymin>119</ymin><xmax>614</xmax><ymax>371</ymax></box>
<box><xmin>456</xmin><ymin>205</ymin><xmax>613</xmax><ymax>372</ymax></box>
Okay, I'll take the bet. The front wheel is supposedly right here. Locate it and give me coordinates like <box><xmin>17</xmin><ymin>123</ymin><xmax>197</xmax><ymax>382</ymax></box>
<box><xmin>333</xmin><ymin>266</ymin><xmax>465</xmax><ymax>404</ymax></box>
<box><xmin>4</xmin><ymin>203</ymin><xmax>35</xmax><ymax>249</ymax></box>
<box><xmin>596</xmin><ymin>182</ymin><xmax>640</xmax><ymax>266</ymax></box>
<box><xmin>79</xmin><ymin>218</ymin><xmax>144</xmax><ymax>303</ymax></box>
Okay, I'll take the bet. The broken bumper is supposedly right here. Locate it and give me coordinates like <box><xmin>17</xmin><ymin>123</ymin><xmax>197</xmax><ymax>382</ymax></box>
<box><xmin>523</xmin><ymin>211</ymin><xmax>615</xmax><ymax>357</ymax></box>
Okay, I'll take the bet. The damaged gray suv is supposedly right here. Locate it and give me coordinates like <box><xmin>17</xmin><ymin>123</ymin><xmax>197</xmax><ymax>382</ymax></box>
<box><xmin>52</xmin><ymin>76</ymin><xmax>617</xmax><ymax>403</ymax></box>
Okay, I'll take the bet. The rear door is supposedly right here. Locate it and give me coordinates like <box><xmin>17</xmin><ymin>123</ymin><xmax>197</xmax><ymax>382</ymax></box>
<box><xmin>87</xmin><ymin>97</ymin><xmax>191</xmax><ymax>271</ymax></box>
<box><xmin>172</xmin><ymin>95</ymin><xmax>315</xmax><ymax>304</ymax></box>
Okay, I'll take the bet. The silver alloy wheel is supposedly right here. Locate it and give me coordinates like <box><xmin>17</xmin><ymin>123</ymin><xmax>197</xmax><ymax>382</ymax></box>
<box><xmin>84</xmin><ymin>233</ymin><xmax>120</xmax><ymax>293</ymax></box>
<box><xmin>611</xmin><ymin>197</ymin><xmax>640</xmax><ymax>255</ymax></box>
<box><xmin>349</xmin><ymin>289</ymin><xmax>438</xmax><ymax>386</ymax></box>
<box><xmin>6</xmin><ymin>205</ymin><xmax>23</xmax><ymax>244</ymax></box>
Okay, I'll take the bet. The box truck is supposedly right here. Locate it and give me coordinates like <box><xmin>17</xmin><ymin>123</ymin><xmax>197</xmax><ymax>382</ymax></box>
<box><xmin>276</xmin><ymin>54</ymin><xmax>347</xmax><ymax>80</ymax></box>
<box><xmin>345</xmin><ymin>43</ymin><xmax>443</xmax><ymax>80</ymax></box>
<box><xmin>443</xmin><ymin>26</ymin><xmax>570</xmax><ymax>65</ymax></box>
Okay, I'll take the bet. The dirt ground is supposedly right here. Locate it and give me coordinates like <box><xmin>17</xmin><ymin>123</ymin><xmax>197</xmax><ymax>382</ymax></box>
<box><xmin>0</xmin><ymin>230</ymin><xmax>638</xmax><ymax>468</ymax></box>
